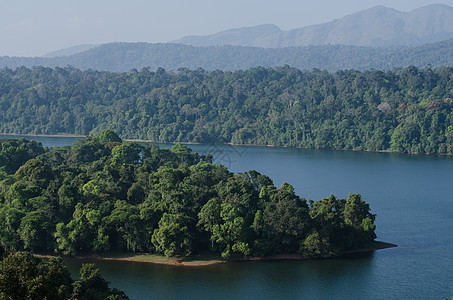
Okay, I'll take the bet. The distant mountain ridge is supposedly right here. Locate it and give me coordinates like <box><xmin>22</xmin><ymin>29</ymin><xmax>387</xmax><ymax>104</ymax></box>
<box><xmin>175</xmin><ymin>4</ymin><xmax>453</xmax><ymax>47</ymax></box>
<box><xmin>42</xmin><ymin>44</ymin><xmax>98</xmax><ymax>58</ymax></box>
<box><xmin>175</xmin><ymin>24</ymin><xmax>283</xmax><ymax>48</ymax></box>
<box><xmin>1</xmin><ymin>38</ymin><xmax>453</xmax><ymax>72</ymax></box>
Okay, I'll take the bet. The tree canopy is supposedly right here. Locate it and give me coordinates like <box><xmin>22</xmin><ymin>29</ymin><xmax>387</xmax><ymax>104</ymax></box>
<box><xmin>0</xmin><ymin>135</ymin><xmax>376</xmax><ymax>259</ymax></box>
<box><xmin>0</xmin><ymin>251</ymin><xmax>128</xmax><ymax>300</ymax></box>
<box><xmin>1</xmin><ymin>66</ymin><xmax>453</xmax><ymax>154</ymax></box>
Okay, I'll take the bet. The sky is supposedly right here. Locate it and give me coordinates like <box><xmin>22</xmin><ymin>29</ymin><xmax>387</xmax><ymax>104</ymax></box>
<box><xmin>1</xmin><ymin>0</ymin><xmax>453</xmax><ymax>57</ymax></box>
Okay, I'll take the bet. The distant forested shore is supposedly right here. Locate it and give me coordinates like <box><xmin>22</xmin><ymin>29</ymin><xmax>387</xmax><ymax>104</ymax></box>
<box><xmin>1</xmin><ymin>66</ymin><xmax>453</xmax><ymax>154</ymax></box>
<box><xmin>0</xmin><ymin>133</ymin><xmax>377</xmax><ymax>259</ymax></box>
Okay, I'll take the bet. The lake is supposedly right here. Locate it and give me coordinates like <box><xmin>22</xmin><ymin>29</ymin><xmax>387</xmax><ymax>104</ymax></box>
<box><xmin>1</xmin><ymin>134</ymin><xmax>452</xmax><ymax>299</ymax></box>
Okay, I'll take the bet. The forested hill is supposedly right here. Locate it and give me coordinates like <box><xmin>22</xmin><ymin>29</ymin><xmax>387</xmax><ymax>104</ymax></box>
<box><xmin>1</xmin><ymin>66</ymin><xmax>453</xmax><ymax>154</ymax></box>
<box><xmin>1</xmin><ymin>39</ymin><xmax>453</xmax><ymax>72</ymax></box>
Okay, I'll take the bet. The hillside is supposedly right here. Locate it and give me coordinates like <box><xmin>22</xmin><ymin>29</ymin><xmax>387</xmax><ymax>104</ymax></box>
<box><xmin>42</xmin><ymin>44</ymin><xmax>98</xmax><ymax>58</ymax></box>
<box><xmin>1</xmin><ymin>39</ymin><xmax>453</xmax><ymax>72</ymax></box>
<box><xmin>1</xmin><ymin>66</ymin><xmax>453</xmax><ymax>154</ymax></box>
<box><xmin>175</xmin><ymin>4</ymin><xmax>453</xmax><ymax>47</ymax></box>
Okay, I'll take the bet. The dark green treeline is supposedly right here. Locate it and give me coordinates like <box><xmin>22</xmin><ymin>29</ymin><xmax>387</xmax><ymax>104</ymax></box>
<box><xmin>2</xmin><ymin>66</ymin><xmax>453</xmax><ymax>153</ymax></box>
<box><xmin>0</xmin><ymin>252</ymin><xmax>128</xmax><ymax>299</ymax></box>
<box><xmin>0</xmin><ymin>133</ymin><xmax>376</xmax><ymax>258</ymax></box>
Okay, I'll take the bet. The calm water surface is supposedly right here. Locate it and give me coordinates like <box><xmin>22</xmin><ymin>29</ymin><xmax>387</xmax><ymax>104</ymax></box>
<box><xmin>2</xmin><ymin>135</ymin><xmax>452</xmax><ymax>299</ymax></box>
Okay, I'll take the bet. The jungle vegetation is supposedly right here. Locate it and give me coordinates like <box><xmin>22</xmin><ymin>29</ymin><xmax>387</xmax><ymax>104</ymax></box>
<box><xmin>0</xmin><ymin>251</ymin><xmax>128</xmax><ymax>300</ymax></box>
<box><xmin>0</xmin><ymin>133</ymin><xmax>376</xmax><ymax>259</ymax></box>
<box><xmin>1</xmin><ymin>66</ymin><xmax>453</xmax><ymax>154</ymax></box>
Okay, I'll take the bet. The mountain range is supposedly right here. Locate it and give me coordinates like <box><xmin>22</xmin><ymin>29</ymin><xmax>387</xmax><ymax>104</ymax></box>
<box><xmin>1</xmin><ymin>38</ymin><xmax>452</xmax><ymax>72</ymax></box>
<box><xmin>0</xmin><ymin>4</ymin><xmax>453</xmax><ymax>72</ymax></box>
<box><xmin>174</xmin><ymin>4</ymin><xmax>453</xmax><ymax>48</ymax></box>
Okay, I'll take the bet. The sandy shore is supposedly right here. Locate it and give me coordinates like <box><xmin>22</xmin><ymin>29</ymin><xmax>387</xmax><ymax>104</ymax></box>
<box><xmin>36</xmin><ymin>241</ymin><xmax>397</xmax><ymax>267</ymax></box>
<box><xmin>37</xmin><ymin>253</ymin><xmax>225</xmax><ymax>267</ymax></box>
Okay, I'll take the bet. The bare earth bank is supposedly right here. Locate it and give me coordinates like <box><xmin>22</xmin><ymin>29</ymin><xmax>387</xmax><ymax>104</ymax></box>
<box><xmin>37</xmin><ymin>241</ymin><xmax>397</xmax><ymax>267</ymax></box>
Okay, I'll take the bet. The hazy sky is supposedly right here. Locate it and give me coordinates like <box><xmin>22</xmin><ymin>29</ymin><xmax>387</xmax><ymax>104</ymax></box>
<box><xmin>2</xmin><ymin>0</ymin><xmax>453</xmax><ymax>57</ymax></box>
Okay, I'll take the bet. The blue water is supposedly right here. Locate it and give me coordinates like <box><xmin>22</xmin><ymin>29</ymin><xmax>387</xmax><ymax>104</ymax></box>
<box><xmin>0</xmin><ymin>134</ymin><xmax>84</xmax><ymax>148</ymax></box>
<box><xmin>2</xmin><ymin>135</ymin><xmax>452</xmax><ymax>299</ymax></box>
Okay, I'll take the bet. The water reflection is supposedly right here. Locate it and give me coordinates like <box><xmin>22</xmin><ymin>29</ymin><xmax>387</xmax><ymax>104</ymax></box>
<box><xmin>64</xmin><ymin>254</ymin><xmax>376</xmax><ymax>300</ymax></box>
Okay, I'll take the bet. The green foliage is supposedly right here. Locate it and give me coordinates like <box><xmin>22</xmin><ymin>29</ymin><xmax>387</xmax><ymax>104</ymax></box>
<box><xmin>0</xmin><ymin>139</ymin><xmax>44</xmax><ymax>174</ymax></box>
<box><xmin>0</xmin><ymin>252</ymin><xmax>128</xmax><ymax>300</ymax></box>
<box><xmin>211</xmin><ymin>203</ymin><xmax>251</xmax><ymax>258</ymax></box>
<box><xmin>303</xmin><ymin>193</ymin><xmax>376</xmax><ymax>256</ymax></box>
<box><xmin>18</xmin><ymin>211</ymin><xmax>53</xmax><ymax>251</ymax></box>
<box><xmin>112</xmin><ymin>142</ymin><xmax>144</xmax><ymax>165</ymax></box>
<box><xmin>72</xmin><ymin>263</ymin><xmax>128</xmax><ymax>300</ymax></box>
<box><xmin>0</xmin><ymin>252</ymin><xmax>72</xmax><ymax>300</ymax></box>
<box><xmin>152</xmin><ymin>213</ymin><xmax>192</xmax><ymax>257</ymax></box>
<box><xmin>15</xmin><ymin>159</ymin><xmax>52</xmax><ymax>188</ymax></box>
<box><xmin>2</xmin><ymin>66</ymin><xmax>453</xmax><ymax>154</ymax></box>
<box><xmin>96</xmin><ymin>130</ymin><xmax>123</xmax><ymax>143</ymax></box>
<box><xmin>0</xmin><ymin>137</ymin><xmax>377</xmax><ymax>259</ymax></box>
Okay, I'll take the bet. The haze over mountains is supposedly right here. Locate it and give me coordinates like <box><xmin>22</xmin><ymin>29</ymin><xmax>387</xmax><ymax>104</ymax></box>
<box><xmin>1</xmin><ymin>39</ymin><xmax>452</xmax><ymax>72</ymax></box>
<box><xmin>1</xmin><ymin>4</ymin><xmax>453</xmax><ymax>72</ymax></box>
<box><xmin>175</xmin><ymin>4</ymin><xmax>453</xmax><ymax>48</ymax></box>
<box><xmin>42</xmin><ymin>44</ymin><xmax>98</xmax><ymax>58</ymax></box>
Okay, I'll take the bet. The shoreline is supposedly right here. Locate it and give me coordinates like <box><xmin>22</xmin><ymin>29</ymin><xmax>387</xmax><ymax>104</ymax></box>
<box><xmin>0</xmin><ymin>132</ymin><xmax>450</xmax><ymax>156</ymax></box>
<box><xmin>36</xmin><ymin>241</ymin><xmax>397</xmax><ymax>267</ymax></box>
<box><xmin>0</xmin><ymin>132</ymin><xmax>87</xmax><ymax>138</ymax></box>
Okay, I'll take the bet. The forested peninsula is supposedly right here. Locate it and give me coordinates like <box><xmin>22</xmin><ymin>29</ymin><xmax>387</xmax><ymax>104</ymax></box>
<box><xmin>0</xmin><ymin>132</ymin><xmax>377</xmax><ymax>259</ymax></box>
<box><xmin>1</xmin><ymin>66</ymin><xmax>453</xmax><ymax>154</ymax></box>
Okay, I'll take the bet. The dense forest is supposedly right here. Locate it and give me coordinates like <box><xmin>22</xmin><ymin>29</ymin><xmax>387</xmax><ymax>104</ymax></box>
<box><xmin>0</xmin><ymin>133</ymin><xmax>376</xmax><ymax>259</ymax></box>
<box><xmin>1</xmin><ymin>66</ymin><xmax>453</xmax><ymax>154</ymax></box>
<box><xmin>0</xmin><ymin>39</ymin><xmax>453</xmax><ymax>72</ymax></box>
<box><xmin>0</xmin><ymin>252</ymin><xmax>128</xmax><ymax>299</ymax></box>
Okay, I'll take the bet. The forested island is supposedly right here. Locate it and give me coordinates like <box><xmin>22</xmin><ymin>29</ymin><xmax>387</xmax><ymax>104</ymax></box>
<box><xmin>0</xmin><ymin>132</ymin><xmax>377</xmax><ymax>259</ymax></box>
<box><xmin>1</xmin><ymin>66</ymin><xmax>453</xmax><ymax>154</ymax></box>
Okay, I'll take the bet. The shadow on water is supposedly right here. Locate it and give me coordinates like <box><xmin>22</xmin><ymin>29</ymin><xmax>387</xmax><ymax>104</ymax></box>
<box><xmin>64</xmin><ymin>253</ymin><xmax>376</xmax><ymax>300</ymax></box>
